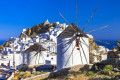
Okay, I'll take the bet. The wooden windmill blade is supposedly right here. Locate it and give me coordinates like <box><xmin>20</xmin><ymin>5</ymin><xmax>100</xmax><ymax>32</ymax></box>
<box><xmin>86</xmin><ymin>25</ymin><xmax>110</xmax><ymax>34</ymax></box>
<box><xmin>78</xmin><ymin>47</ymin><xmax>83</xmax><ymax>64</ymax></box>
<box><xmin>35</xmin><ymin>52</ymin><xmax>39</xmax><ymax>64</ymax></box>
<box><xmin>94</xmin><ymin>39</ymin><xmax>114</xmax><ymax>48</ymax></box>
<box><xmin>95</xmin><ymin>40</ymin><xmax>111</xmax><ymax>45</ymax></box>
<box><xmin>65</xmin><ymin>45</ymin><xmax>76</xmax><ymax>66</ymax></box>
<box><xmin>59</xmin><ymin>12</ymin><xmax>69</xmax><ymax>25</ymax></box>
<box><xmin>80</xmin><ymin>37</ymin><xmax>89</xmax><ymax>47</ymax></box>
<box><xmin>82</xmin><ymin>7</ymin><xmax>98</xmax><ymax>31</ymax></box>
<box><xmin>76</xmin><ymin>3</ymin><xmax>78</xmax><ymax>26</ymax></box>
<box><xmin>59</xmin><ymin>12</ymin><xmax>76</xmax><ymax>32</ymax></box>
<box><xmin>79</xmin><ymin>37</ymin><xmax>88</xmax><ymax>64</ymax></box>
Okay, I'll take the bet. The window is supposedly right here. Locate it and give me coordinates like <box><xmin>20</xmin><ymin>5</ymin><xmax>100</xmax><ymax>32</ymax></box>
<box><xmin>51</xmin><ymin>57</ymin><xmax>53</xmax><ymax>60</ymax></box>
<box><xmin>47</xmin><ymin>55</ymin><xmax>49</xmax><ymax>57</ymax></box>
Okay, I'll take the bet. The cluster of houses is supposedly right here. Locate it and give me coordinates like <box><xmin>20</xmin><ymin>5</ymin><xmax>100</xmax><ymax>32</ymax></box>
<box><xmin>0</xmin><ymin>20</ymin><xmax>68</xmax><ymax>68</ymax></box>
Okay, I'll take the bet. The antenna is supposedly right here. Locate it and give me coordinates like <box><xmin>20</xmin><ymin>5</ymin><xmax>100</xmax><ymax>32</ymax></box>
<box><xmin>82</xmin><ymin>7</ymin><xmax>98</xmax><ymax>31</ymax></box>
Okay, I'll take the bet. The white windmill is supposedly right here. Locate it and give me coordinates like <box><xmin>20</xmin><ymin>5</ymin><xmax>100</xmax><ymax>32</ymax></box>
<box><xmin>57</xmin><ymin>3</ymin><xmax>110</xmax><ymax>70</ymax></box>
<box><xmin>23</xmin><ymin>43</ymin><xmax>46</xmax><ymax>66</ymax></box>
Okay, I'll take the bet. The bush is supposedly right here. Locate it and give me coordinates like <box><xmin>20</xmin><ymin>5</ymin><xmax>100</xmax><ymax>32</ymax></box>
<box><xmin>102</xmin><ymin>65</ymin><xmax>113</xmax><ymax>75</ymax></box>
<box><xmin>33</xmin><ymin>71</ymin><xmax>41</xmax><ymax>75</ymax></box>
<box><xmin>102</xmin><ymin>69</ymin><xmax>110</xmax><ymax>75</ymax></box>
<box><xmin>41</xmin><ymin>71</ymin><xmax>45</xmax><ymax>74</ymax></box>
<box><xmin>87</xmin><ymin>71</ymin><xmax>94</xmax><ymax>76</ymax></box>
<box><xmin>103</xmin><ymin>65</ymin><xmax>113</xmax><ymax>71</ymax></box>
<box><xmin>111</xmin><ymin>72</ymin><xmax>120</xmax><ymax>78</ymax></box>
<box><xmin>23</xmin><ymin>71</ymin><xmax>31</xmax><ymax>78</ymax></box>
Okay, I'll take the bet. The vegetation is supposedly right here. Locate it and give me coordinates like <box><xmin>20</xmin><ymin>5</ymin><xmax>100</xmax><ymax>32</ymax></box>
<box><xmin>87</xmin><ymin>71</ymin><xmax>94</xmax><ymax>76</ymax></box>
<box><xmin>33</xmin><ymin>71</ymin><xmax>41</xmax><ymax>75</ymax></box>
<box><xmin>102</xmin><ymin>65</ymin><xmax>113</xmax><ymax>75</ymax></box>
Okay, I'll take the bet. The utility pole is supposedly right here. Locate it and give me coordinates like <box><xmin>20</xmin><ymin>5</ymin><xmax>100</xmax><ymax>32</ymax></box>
<box><xmin>13</xmin><ymin>46</ymin><xmax>15</xmax><ymax>69</ymax></box>
<box><xmin>10</xmin><ymin>43</ymin><xmax>16</xmax><ymax>69</ymax></box>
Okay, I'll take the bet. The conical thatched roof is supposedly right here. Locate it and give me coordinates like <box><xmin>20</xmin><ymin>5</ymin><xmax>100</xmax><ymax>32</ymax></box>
<box><xmin>57</xmin><ymin>23</ymin><xmax>88</xmax><ymax>38</ymax></box>
<box><xmin>24</xmin><ymin>43</ymin><xmax>46</xmax><ymax>53</ymax></box>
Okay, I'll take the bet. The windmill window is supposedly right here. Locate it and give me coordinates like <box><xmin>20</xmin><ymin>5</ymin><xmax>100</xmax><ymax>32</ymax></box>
<box><xmin>51</xmin><ymin>57</ymin><xmax>53</xmax><ymax>60</ymax></box>
<box><xmin>47</xmin><ymin>55</ymin><xmax>49</xmax><ymax>57</ymax></box>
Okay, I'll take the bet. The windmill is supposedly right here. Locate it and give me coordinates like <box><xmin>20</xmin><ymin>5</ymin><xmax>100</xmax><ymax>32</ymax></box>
<box><xmin>23</xmin><ymin>43</ymin><xmax>46</xmax><ymax>66</ymax></box>
<box><xmin>57</xmin><ymin>3</ymin><xmax>111</xmax><ymax>70</ymax></box>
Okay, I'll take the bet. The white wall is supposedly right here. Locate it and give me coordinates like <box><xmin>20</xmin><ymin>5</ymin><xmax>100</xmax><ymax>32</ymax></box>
<box><xmin>57</xmin><ymin>36</ymin><xmax>89</xmax><ymax>70</ymax></box>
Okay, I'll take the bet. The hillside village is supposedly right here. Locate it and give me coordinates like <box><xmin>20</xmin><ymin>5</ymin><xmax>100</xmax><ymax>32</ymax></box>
<box><xmin>0</xmin><ymin>20</ymin><xmax>111</xmax><ymax>79</ymax></box>
<box><xmin>0</xmin><ymin>20</ymin><xmax>109</xmax><ymax>67</ymax></box>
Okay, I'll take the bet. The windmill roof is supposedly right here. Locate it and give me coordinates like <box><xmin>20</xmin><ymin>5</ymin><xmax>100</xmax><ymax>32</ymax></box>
<box><xmin>57</xmin><ymin>23</ymin><xmax>88</xmax><ymax>38</ymax></box>
<box><xmin>23</xmin><ymin>43</ymin><xmax>46</xmax><ymax>53</ymax></box>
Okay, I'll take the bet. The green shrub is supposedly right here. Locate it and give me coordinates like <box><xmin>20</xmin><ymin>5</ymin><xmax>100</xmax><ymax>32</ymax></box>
<box><xmin>102</xmin><ymin>69</ymin><xmax>110</xmax><ymax>75</ymax></box>
<box><xmin>102</xmin><ymin>65</ymin><xmax>113</xmax><ymax>75</ymax></box>
<box><xmin>87</xmin><ymin>71</ymin><xmax>94</xmax><ymax>76</ymax></box>
<box><xmin>33</xmin><ymin>71</ymin><xmax>41</xmax><ymax>75</ymax></box>
<box><xmin>111</xmin><ymin>72</ymin><xmax>120</xmax><ymax>78</ymax></box>
<box><xmin>41</xmin><ymin>71</ymin><xmax>45</xmax><ymax>74</ymax></box>
<box><xmin>103</xmin><ymin>65</ymin><xmax>113</xmax><ymax>71</ymax></box>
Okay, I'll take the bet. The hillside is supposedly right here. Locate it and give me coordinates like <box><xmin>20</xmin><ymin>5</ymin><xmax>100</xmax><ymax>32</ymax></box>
<box><xmin>0</xmin><ymin>22</ymin><xmax>58</xmax><ymax>51</ymax></box>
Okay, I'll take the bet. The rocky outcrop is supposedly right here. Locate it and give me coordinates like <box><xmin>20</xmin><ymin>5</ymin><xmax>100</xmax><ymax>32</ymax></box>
<box><xmin>19</xmin><ymin>22</ymin><xmax>58</xmax><ymax>38</ymax></box>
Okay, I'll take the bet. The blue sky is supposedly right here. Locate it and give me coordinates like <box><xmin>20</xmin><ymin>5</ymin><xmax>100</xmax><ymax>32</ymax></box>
<box><xmin>0</xmin><ymin>0</ymin><xmax>120</xmax><ymax>40</ymax></box>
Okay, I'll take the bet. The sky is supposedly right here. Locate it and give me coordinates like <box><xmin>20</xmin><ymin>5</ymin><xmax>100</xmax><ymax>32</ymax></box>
<box><xmin>0</xmin><ymin>0</ymin><xmax>120</xmax><ymax>40</ymax></box>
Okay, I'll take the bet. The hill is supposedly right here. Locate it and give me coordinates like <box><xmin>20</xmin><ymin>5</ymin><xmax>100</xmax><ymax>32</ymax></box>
<box><xmin>0</xmin><ymin>22</ymin><xmax>59</xmax><ymax>51</ymax></box>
